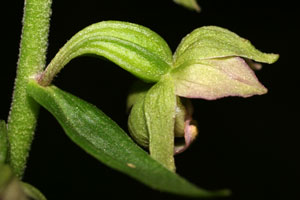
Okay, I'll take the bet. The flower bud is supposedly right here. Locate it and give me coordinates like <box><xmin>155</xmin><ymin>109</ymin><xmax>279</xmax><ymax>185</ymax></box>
<box><xmin>127</xmin><ymin>87</ymin><xmax>198</xmax><ymax>155</ymax></box>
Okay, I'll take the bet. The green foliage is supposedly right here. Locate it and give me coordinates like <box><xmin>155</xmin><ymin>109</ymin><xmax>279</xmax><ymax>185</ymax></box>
<box><xmin>27</xmin><ymin>80</ymin><xmax>230</xmax><ymax>197</ymax></box>
<box><xmin>29</xmin><ymin>19</ymin><xmax>278</xmax><ymax>197</ymax></box>
<box><xmin>39</xmin><ymin>21</ymin><xmax>173</xmax><ymax>86</ymax></box>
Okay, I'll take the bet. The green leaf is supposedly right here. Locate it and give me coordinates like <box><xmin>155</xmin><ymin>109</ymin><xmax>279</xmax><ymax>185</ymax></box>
<box><xmin>27</xmin><ymin>80</ymin><xmax>230</xmax><ymax>197</ymax></box>
<box><xmin>172</xmin><ymin>57</ymin><xmax>268</xmax><ymax>100</ymax></box>
<box><xmin>40</xmin><ymin>21</ymin><xmax>172</xmax><ymax>85</ymax></box>
<box><xmin>173</xmin><ymin>0</ymin><xmax>201</xmax><ymax>12</ymax></box>
<box><xmin>0</xmin><ymin>120</ymin><xmax>8</xmax><ymax>164</ymax></box>
<box><xmin>21</xmin><ymin>182</ymin><xmax>47</xmax><ymax>200</ymax></box>
<box><xmin>144</xmin><ymin>77</ymin><xmax>177</xmax><ymax>171</ymax></box>
<box><xmin>173</xmin><ymin>26</ymin><xmax>279</xmax><ymax>67</ymax></box>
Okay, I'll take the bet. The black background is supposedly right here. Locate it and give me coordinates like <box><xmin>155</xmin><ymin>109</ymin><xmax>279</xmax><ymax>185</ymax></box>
<box><xmin>0</xmin><ymin>1</ymin><xmax>299</xmax><ymax>200</ymax></box>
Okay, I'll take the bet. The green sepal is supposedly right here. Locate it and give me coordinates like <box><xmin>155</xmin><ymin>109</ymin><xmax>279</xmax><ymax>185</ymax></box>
<box><xmin>173</xmin><ymin>26</ymin><xmax>279</xmax><ymax>67</ymax></box>
<box><xmin>27</xmin><ymin>80</ymin><xmax>229</xmax><ymax>197</ymax></box>
<box><xmin>128</xmin><ymin>78</ymin><xmax>177</xmax><ymax>171</ymax></box>
<box><xmin>0</xmin><ymin>120</ymin><xmax>8</xmax><ymax>164</ymax></box>
<box><xmin>40</xmin><ymin>21</ymin><xmax>172</xmax><ymax>85</ymax></box>
<box><xmin>173</xmin><ymin>0</ymin><xmax>201</xmax><ymax>12</ymax></box>
<box><xmin>127</xmin><ymin>82</ymin><xmax>197</xmax><ymax>156</ymax></box>
<box><xmin>144</xmin><ymin>77</ymin><xmax>176</xmax><ymax>172</ymax></box>
<box><xmin>172</xmin><ymin>57</ymin><xmax>268</xmax><ymax>100</ymax></box>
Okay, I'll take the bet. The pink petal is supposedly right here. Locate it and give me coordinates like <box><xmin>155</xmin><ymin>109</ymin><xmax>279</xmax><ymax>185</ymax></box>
<box><xmin>172</xmin><ymin>57</ymin><xmax>267</xmax><ymax>100</ymax></box>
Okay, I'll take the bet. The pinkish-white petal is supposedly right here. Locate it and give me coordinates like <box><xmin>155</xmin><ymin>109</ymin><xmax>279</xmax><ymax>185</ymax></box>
<box><xmin>174</xmin><ymin>119</ymin><xmax>198</xmax><ymax>155</ymax></box>
<box><xmin>174</xmin><ymin>98</ymin><xmax>198</xmax><ymax>155</ymax></box>
<box><xmin>171</xmin><ymin>57</ymin><xmax>267</xmax><ymax>100</ymax></box>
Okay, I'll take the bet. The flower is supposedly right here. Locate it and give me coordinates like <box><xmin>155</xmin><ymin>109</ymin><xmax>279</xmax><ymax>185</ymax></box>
<box><xmin>33</xmin><ymin>20</ymin><xmax>278</xmax><ymax>173</ymax></box>
<box><xmin>127</xmin><ymin>84</ymin><xmax>198</xmax><ymax>155</ymax></box>
<box><xmin>126</xmin><ymin>26</ymin><xmax>278</xmax><ymax>172</ymax></box>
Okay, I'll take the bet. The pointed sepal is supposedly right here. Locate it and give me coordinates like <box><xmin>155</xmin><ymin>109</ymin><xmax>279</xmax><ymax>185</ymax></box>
<box><xmin>174</xmin><ymin>26</ymin><xmax>279</xmax><ymax>67</ymax></box>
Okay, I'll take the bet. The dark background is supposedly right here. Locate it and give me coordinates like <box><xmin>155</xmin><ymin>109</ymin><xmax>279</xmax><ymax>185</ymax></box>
<box><xmin>1</xmin><ymin>1</ymin><xmax>298</xmax><ymax>200</ymax></box>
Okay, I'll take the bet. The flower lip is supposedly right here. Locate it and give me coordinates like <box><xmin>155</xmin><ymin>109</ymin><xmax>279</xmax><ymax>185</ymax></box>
<box><xmin>175</xmin><ymin>119</ymin><xmax>198</xmax><ymax>155</ymax></box>
<box><xmin>174</xmin><ymin>98</ymin><xmax>198</xmax><ymax>154</ymax></box>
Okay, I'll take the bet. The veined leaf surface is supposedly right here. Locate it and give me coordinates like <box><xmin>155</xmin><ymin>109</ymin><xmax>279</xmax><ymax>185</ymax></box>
<box><xmin>39</xmin><ymin>21</ymin><xmax>172</xmax><ymax>85</ymax></box>
<box><xmin>27</xmin><ymin>80</ymin><xmax>229</xmax><ymax>197</ymax></box>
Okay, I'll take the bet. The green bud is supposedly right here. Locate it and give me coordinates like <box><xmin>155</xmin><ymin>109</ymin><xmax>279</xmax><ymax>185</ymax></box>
<box><xmin>128</xmin><ymin>91</ymin><xmax>198</xmax><ymax>151</ymax></box>
<box><xmin>127</xmin><ymin>78</ymin><xmax>176</xmax><ymax>171</ymax></box>
<box><xmin>128</xmin><ymin>90</ymin><xmax>149</xmax><ymax>148</ymax></box>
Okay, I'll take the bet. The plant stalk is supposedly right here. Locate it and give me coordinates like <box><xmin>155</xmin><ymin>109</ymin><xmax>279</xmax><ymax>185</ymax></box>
<box><xmin>7</xmin><ymin>0</ymin><xmax>52</xmax><ymax>178</ymax></box>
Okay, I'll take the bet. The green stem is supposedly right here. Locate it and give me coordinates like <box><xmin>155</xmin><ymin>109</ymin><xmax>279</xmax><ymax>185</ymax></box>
<box><xmin>7</xmin><ymin>0</ymin><xmax>52</xmax><ymax>178</ymax></box>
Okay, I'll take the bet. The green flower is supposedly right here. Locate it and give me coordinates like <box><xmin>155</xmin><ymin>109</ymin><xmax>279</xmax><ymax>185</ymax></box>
<box><xmin>37</xmin><ymin>21</ymin><xmax>278</xmax><ymax>172</ymax></box>
<box><xmin>126</xmin><ymin>26</ymin><xmax>278</xmax><ymax>172</ymax></box>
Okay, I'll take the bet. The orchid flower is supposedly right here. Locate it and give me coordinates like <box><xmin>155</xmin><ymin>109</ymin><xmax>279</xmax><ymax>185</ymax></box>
<box><xmin>126</xmin><ymin>26</ymin><xmax>278</xmax><ymax>171</ymax></box>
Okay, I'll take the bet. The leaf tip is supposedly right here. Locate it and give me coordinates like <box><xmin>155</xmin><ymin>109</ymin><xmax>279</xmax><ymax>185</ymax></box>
<box><xmin>191</xmin><ymin>188</ymin><xmax>232</xmax><ymax>198</ymax></box>
<box><xmin>216</xmin><ymin>189</ymin><xmax>232</xmax><ymax>197</ymax></box>
<box><xmin>173</xmin><ymin>0</ymin><xmax>201</xmax><ymax>12</ymax></box>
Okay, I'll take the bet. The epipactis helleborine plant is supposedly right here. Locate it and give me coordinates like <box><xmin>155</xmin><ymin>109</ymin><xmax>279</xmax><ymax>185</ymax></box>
<box><xmin>1</xmin><ymin>1</ymin><xmax>279</xmax><ymax>198</ymax></box>
<box><xmin>36</xmin><ymin>21</ymin><xmax>278</xmax><ymax>172</ymax></box>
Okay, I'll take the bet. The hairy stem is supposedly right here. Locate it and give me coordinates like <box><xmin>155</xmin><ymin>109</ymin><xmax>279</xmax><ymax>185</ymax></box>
<box><xmin>7</xmin><ymin>0</ymin><xmax>52</xmax><ymax>178</ymax></box>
